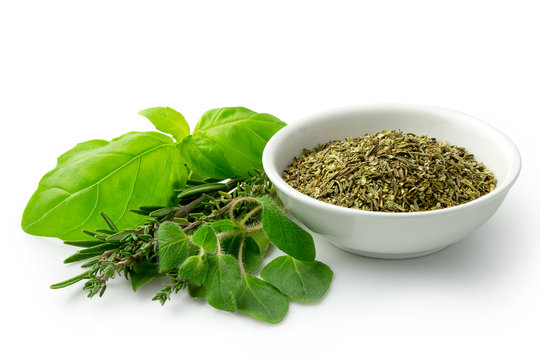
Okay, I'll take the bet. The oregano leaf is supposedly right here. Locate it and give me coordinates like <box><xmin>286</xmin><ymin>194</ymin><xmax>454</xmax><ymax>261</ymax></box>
<box><xmin>237</xmin><ymin>274</ymin><xmax>289</xmax><ymax>324</ymax></box>
<box><xmin>157</xmin><ymin>221</ymin><xmax>189</xmax><ymax>273</ymax></box>
<box><xmin>211</xmin><ymin>219</ymin><xmax>241</xmax><ymax>233</ymax></box>
<box><xmin>129</xmin><ymin>259</ymin><xmax>161</xmax><ymax>291</ymax></box>
<box><xmin>259</xmin><ymin>196</ymin><xmax>316</xmax><ymax>261</ymax></box>
<box><xmin>138</xmin><ymin>107</ymin><xmax>190</xmax><ymax>142</ymax></box>
<box><xmin>249</xmin><ymin>229</ymin><xmax>271</xmax><ymax>256</ymax></box>
<box><xmin>221</xmin><ymin>234</ymin><xmax>262</xmax><ymax>273</ymax></box>
<box><xmin>191</xmin><ymin>225</ymin><xmax>218</xmax><ymax>254</ymax></box>
<box><xmin>204</xmin><ymin>254</ymin><xmax>242</xmax><ymax>312</ymax></box>
<box><xmin>187</xmin><ymin>282</ymin><xmax>206</xmax><ymax>299</ymax></box>
<box><xmin>260</xmin><ymin>255</ymin><xmax>333</xmax><ymax>302</ymax></box>
<box><xmin>178</xmin><ymin>255</ymin><xmax>208</xmax><ymax>286</ymax></box>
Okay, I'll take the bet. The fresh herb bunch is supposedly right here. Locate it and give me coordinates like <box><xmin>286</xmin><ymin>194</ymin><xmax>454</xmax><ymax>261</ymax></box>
<box><xmin>22</xmin><ymin>106</ymin><xmax>333</xmax><ymax>324</ymax></box>
<box><xmin>52</xmin><ymin>171</ymin><xmax>332</xmax><ymax>323</ymax></box>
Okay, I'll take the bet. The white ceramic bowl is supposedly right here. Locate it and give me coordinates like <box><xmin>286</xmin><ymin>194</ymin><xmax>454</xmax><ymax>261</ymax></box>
<box><xmin>262</xmin><ymin>104</ymin><xmax>521</xmax><ymax>259</ymax></box>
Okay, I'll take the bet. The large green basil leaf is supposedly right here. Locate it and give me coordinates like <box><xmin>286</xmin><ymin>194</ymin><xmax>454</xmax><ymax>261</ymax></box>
<box><xmin>138</xmin><ymin>107</ymin><xmax>190</xmax><ymax>142</ymax></box>
<box><xmin>177</xmin><ymin>107</ymin><xmax>285</xmax><ymax>179</ymax></box>
<box><xmin>22</xmin><ymin>132</ymin><xmax>187</xmax><ymax>240</ymax></box>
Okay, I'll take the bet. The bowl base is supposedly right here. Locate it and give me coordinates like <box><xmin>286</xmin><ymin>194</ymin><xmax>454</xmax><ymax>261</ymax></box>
<box><xmin>331</xmin><ymin>244</ymin><xmax>450</xmax><ymax>259</ymax></box>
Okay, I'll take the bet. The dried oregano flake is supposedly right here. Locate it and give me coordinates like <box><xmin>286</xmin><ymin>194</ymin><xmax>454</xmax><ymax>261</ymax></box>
<box><xmin>282</xmin><ymin>130</ymin><xmax>496</xmax><ymax>212</ymax></box>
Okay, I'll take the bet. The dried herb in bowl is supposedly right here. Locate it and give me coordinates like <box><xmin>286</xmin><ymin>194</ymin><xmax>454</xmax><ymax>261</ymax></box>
<box><xmin>282</xmin><ymin>130</ymin><xmax>496</xmax><ymax>212</ymax></box>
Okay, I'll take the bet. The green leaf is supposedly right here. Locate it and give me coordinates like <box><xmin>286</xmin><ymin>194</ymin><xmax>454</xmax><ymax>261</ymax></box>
<box><xmin>50</xmin><ymin>270</ymin><xmax>91</xmax><ymax>289</ymax></box>
<box><xmin>177</xmin><ymin>107</ymin><xmax>285</xmax><ymax>179</ymax></box>
<box><xmin>157</xmin><ymin>222</ymin><xmax>190</xmax><ymax>272</ymax></box>
<box><xmin>177</xmin><ymin>183</ymin><xmax>227</xmax><ymax>200</ymax></box>
<box><xmin>237</xmin><ymin>275</ymin><xmax>289</xmax><ymax>324</ymax></box>
<box><xmin>191</xmin><ymin>225</ymin><xmax>218</xmax><ymax>254</ymax></box>
<box><xmin>221</xmin><ymin>234</ymin><xmax>262</xmax><ymax>273</ymax></box>
<box><xmin>187</xmin><ymin>282</ymin><xmax>206</xmax><ymax>299</ymax></box>
<box><xmin>249</xmin><ymin>229</ymin><xmax>271</xmax><ymax>256</ymax></box>
<box><xmin>129</xmin><ymin>259</ymin><xmax>162</xmax><ymax>291</ymax></box>
<box><xmin>63</xmin><ymin>239</ymin><xmax>105</xmax><ymax>248</ymax></box>
<box><xmin>77</xmin><ymin>243</ymin><xmax>118</xmax><ymax>254</ymax></box>
<box><xmin>211</xmin><ymin>219</ymin><xmax>241</xmax><ymax>233</ymax></box>
<box><xmin>261</xmin><ymin>256</ymin><xmax>333</xmax><ymax>302</ymax></box>
<box><xmin>204</xmin><ymin>254</ymin><xmax>242</xmax><ymax>312</ymax></box>
<box><xmin>106</xmin><ymin>231</ymin><xmax>133</xmax><ymax>242</ymax></box>
<box><xmin>259</xmin><ymin>197</ymin><xmax>316</xmax><ymax>261</ymax></box>
<box><xmin>22</xmin><ymin>132</ymin><xmax>187</xmax><ymax>240</ymax></box>
<box><xmin>178</xmin><ymin>255</ymin><xmax>208</xmax><ymax>286</ymax></box>
<box><xmin>138</xmin><ymin>107</ymin><xmax>190</xmax><ymax>142</ymax></box>
<box><xmin>64</xmin><ymin>252</ymin><xmax>99</xmax><ymax>264</ymax></box>
<box><xmin>99</xmin><ymin>211</ymin><xmax>119</xmax><ymax>232</ymax></box>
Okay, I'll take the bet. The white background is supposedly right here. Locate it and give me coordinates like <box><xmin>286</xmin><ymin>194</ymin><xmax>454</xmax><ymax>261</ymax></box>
<box><xmin>1</xmin><ymin>1</ymin><xmax>538</xmax><ymax>359</ymax></box>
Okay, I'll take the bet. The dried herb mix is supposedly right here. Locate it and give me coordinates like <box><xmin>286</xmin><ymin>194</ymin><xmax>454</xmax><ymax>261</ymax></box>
<box><xmin>282</xmin><ymin>130</ymin><xmax>496</xmax><ymax>212</ymax></box>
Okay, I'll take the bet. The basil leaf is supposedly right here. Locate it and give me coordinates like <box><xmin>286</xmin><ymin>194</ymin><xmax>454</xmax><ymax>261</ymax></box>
<box><xmin>204</xmin><ymin>254</ymin><xmax>242</xmax><ymax>312</ymax></box>
<box><xmin>138</xmin><ymin>107</ymin><xmax>190</xmax><ymax>142</ymax></box>
<box><xmin>237</xmin><ymin>275</ymin><xmax>289</xmax><ymax>324</ymax></box>
<box><xmin>259</xmin><ymin>197</ymin><xmax>316</xmax><ymax>261</ymax></box>
<box><xmin>22</xmin><ymin>132</ymin><xmax>186</xmax><ymax>240</ymax></box>
<box><xmin>191</xmin><ymin>225</ymin><xmax>218</xmax><ymax>254</ymax></box>
<box><xmin>260</xmin><ymin>256</ymin><xmax>333</xmax><ymax>302</ymax></box>
<box><xmin>157</xmin><ymin>222</ymin><xmax>189</xmax><ymax>272</ymax></box>
<box><xmin>129</xmin><ymin>259</ymin><xmax>161</xmax><ymax>291</ymax></box>
<box><xmin>221</xmin><ymin>234</ymin><xmax>262</xmax><ymax>273</ymax></box>
<box><xmin>178</xmin><ymin>255</ymin><xmax>208</xmax><ymax>286</ymax></box>
<box><xmin>177</xmin><ymin>107</ymin><xmax>285</xmax><ymax>179</ymax></box>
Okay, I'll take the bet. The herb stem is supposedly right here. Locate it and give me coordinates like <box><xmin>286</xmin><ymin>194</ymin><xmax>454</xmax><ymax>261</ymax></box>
<box><xmin>170</xmin><ymin>196</ymin><xmax>205</xmax><ymax>219</ymax></box>
<box><xmin>182</xmin><ymin>200</ymin><xmax>235</xmax><ymax>233</ymax></box>
<box><xmin>238</xmin><ymin>233</ymin><xmax>246</xmax><ymax>275</ymax></box>
<box><xmin>170</xmin><ymin>177</ymin><xmax>238</xmax><ymax>220</ymax></box>
<box><xmin>239</xmin><ymin>204</ymin><xmax>262</xmax><ymax>226</ymax></box>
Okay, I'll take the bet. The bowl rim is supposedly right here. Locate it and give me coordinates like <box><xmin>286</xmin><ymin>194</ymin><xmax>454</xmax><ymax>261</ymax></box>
<box><xmin>262</xmin><ymin>103</ymin><xmax>522</xmax><ymax>218</ymax></box>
